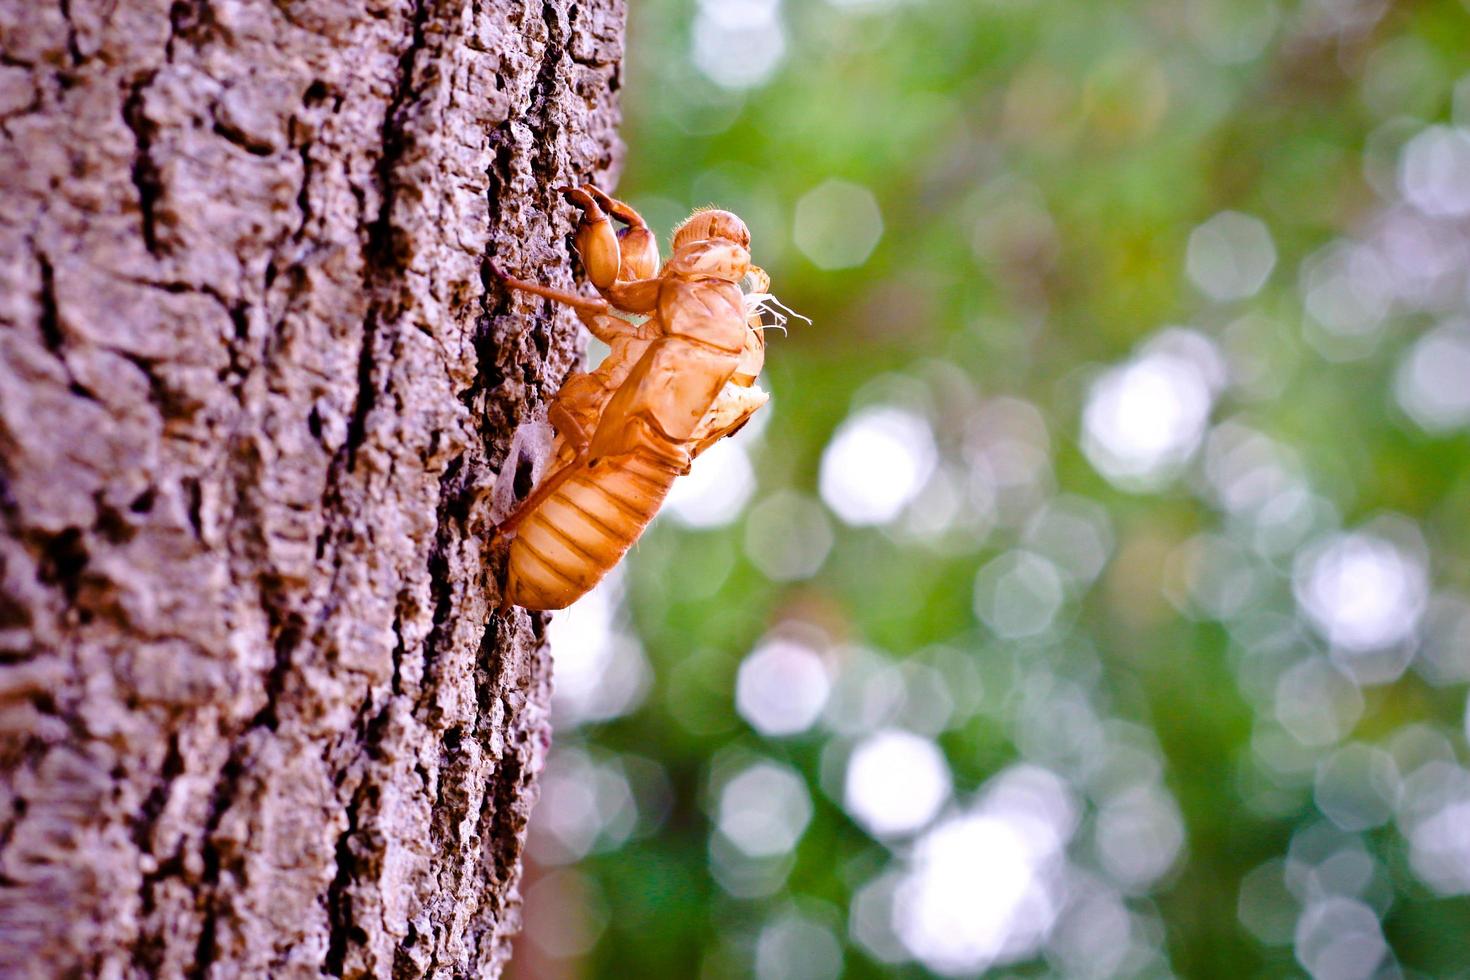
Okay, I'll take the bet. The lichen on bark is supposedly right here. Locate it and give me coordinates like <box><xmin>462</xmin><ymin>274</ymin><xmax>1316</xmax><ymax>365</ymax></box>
<box><xmin>0</xmin><ymin>1</ymin><xmax>624</xmax><ymax>975</ymax></box>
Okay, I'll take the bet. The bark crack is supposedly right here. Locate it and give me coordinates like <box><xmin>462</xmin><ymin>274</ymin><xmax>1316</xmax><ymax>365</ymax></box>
<box><xmin>56</xmin><ymin>0</ymin><xmax>84</xmax><ymax>67</ymax></box>
<box><xmin>366</xmin><ymin>0</ymin><xmax>432</xmax><ymax>268</ymax></box>
<box><xmin>323</xmin><ymin>782</ymin><xmax>366</xmax><ymax>977</ymax></box>
<box><xmin>35</xmin><ymin>251</ymin><xmax>63</xmax><ymax>354</ymax></box>
<box><xmin>121</xmin><ymin>73</ymin><xmax>164</xmax><ymax>256</ymax></box>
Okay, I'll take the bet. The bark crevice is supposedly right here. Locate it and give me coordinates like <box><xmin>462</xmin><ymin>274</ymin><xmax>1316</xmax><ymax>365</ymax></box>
<box><xmin>121</xmin><ymin>74</ymin><xmax>165</xmax><ymax>257</ymax></box>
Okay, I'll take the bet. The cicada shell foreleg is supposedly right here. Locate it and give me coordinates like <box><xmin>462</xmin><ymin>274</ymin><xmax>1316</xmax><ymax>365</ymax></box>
<box><xmin>490</xmin><ymin>264</ymin><xmax>612</xmax><ymax>317</ymax></box>
<box><xmin>559</xmin><ymin>185</ymin><xmax>660</xmax><ymax>289</ymax></box>
<box><xmin>559</xmin><ymin>185</ymin><xmax>622</xmax><ymax>291</ymax></box>
<box><xmin>580</xmin><ymin>186</ymin><xmax>660</xmax><ymax>282</ymax></box>
<box><xmin>561</xmin><ymin>185</ymin><xmax>665</xmax><ymax>311</ymax></box>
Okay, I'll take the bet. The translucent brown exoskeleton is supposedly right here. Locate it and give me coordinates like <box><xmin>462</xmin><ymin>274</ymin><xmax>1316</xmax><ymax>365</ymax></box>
<box><xmin>492</xmin><ymin>185</ymin><xmax>798</xmax><ymax>610</ymax></box>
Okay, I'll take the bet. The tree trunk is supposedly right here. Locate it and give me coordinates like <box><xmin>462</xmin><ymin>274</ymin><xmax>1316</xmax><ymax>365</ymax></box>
<box><xmin>0</xmin><ymin>1</ymin><xmax>623</xmax><ymax>975</ymax></box>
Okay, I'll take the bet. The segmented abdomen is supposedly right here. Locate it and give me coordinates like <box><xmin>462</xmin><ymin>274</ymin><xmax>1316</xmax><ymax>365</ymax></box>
<box><xmin>505</xmin><ymin>449</ymin><xmax>682</xmax><ymax>611</ymax></box>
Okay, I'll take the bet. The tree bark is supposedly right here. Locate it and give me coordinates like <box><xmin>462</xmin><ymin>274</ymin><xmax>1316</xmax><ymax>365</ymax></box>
<box><xmin>0</xmin><ymin>1</ymin><xmax>622</xmax><ymax>975</ymax></box>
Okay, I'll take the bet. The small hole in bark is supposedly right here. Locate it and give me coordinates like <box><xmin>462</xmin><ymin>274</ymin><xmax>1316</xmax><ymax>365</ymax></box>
<box><xmin>130</xmin><ymin>489</ymin><xmax>156</xmax><ymax>513</ymax></box>
<box><xmin>513</xmin><ymin>449</ymin><xmax>535</xmax><ymax>500</ymax></box>
<box><xmin>168</xmin><ymin>1</ymin><xmax>193</xmax><ymax>35</ymax></box>
<box><xmin>37</xmin><ymin>528</ymin><xmax>88</xmax><ymax>601</ymax></box>
<box><xmin>482</xmin><ymin>360</ymin><xmax>504</xmax><ymax>390</ymax></box>
<box><xmin>303</xmin><ymin>80</ymin><xmax>330</xmax><ymax>105</ymax></box>
<box><xmin>182</xmin><ymin>477</ymin><xmax>203</xmax><ymax>538</ymax></box>
<box><xmin>98</xmin><ymin>505</ymin><xmax>137</xmax><ymax>544</ymax></box>
<box><xmin>230</xmin><ymin>303</ymin><xmax>249</xmax><ymax>342</ymax></box>
<box><xmin>0</xmin><ymin>589</ymin><xmax>31</xmax><ymax>630</ymax></box>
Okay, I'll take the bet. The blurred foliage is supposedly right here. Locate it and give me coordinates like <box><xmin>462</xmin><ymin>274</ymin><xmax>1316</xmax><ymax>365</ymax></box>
<box><xmin>512</xmin><ymin>1</ymin><xmax>1470</xmax><ymax>978</ymax></box>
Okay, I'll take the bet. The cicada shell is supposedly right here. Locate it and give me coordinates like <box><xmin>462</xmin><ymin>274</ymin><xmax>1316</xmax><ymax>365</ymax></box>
<box><xmin>494</xmin><ymin>188</ymin><xmax>789</xmax><ymax>610</ymax></box>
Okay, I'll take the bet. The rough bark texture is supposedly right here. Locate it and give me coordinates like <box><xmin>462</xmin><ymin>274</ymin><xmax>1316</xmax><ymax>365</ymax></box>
<box><xmin>0</xmin><ymin>0</ymin><xmax>622</xmax><ymax>975</ymax></box>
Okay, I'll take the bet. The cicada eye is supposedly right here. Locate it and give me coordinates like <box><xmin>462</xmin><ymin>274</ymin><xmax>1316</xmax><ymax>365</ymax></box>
<box><xmin>673</xmin><ymin>209</ymin><xmax>749</xmax><ymax>250</ymax></box>
<box><xmin>712</xmin><ymin>212</ymin><xmax>750</xmax><ymax>249</ymax></box>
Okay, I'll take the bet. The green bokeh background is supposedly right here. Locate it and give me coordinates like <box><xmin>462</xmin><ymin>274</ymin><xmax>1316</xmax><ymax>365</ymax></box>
<box><xmin>513</xmin><ymin>1</ymin><xmax>1470</xmax><ymax>977</ymax></box>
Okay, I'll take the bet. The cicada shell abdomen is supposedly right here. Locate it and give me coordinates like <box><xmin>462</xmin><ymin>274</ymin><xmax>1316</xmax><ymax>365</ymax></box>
<box><xmin>504</xmin><ymin>447</ymin><xmax>683</xmax><ymax>610</ymax></box>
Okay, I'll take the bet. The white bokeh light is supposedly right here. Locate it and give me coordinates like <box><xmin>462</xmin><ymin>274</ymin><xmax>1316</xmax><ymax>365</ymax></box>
<box><xmin>1394</xmin><ymin>321</ymin><xmax>1470</xmax><ymax>433</ymax></box>
<box><xmin>820</xmin><ymin>646</ymin><xmax>905</xmax><ymax>736</ymax></box>
<box><xmin>1373</xmin><ymin>207</ymin><xmax>1466</xmax><ymax>309</ymax></box>
<box><xmin>1184</xmin><ymin>0</ymin><xmax>1279</xmax><ymax>64</ymax></box>
<box><xmin>755</xmin><ymin>910</ymin><xmax>843</xmax><ymax>980</ymax></box>
<box><xmin>1399</xmin><ymin>761</ymin><xmax>1470</xmax><ymax>895</ymax></box>
<box><xmin>890</xmin><ymin>765</ymin><xmax>1076</xmax><ymax>976</ymax></box>
<box><xmin>894</xmin><ymin>660</ymin><xmax>959</xmax><ymax>737</ymax></box>
<box><xmin>530</xmin><ymin>748</ymin><xmax>638</xmax><ymax>865</ymax></box>
<box><xmin>1045</xmin><ymin>879</ymin><xmax>1137</xmax><ymax>979</ymax></box>
<box><xmin>794</xmin><ymin>179</ymin><xmax>884</xmax><ymax>269</ymax></box>
<box><xmin>844</xmin><ymin>729</ymin><xmax>951</xmax><ymax>837</ymax></box>
<box><xmin>1198</xmin><ymin>422</ymin><xmax>1328</xmax><ymax>557</ymax></box>
<box><xmin>1093</xmin><ymin>785</ymin><xmax>1186</xmax><ymax>892</ymax></box>
<box><xmin>664</xmin><ymin>437</ymin><xmax>756</xmax><ymax>528</ymax></box>
<box><xmin>697</xmin><ymin>0</ymin><xmax>779</xmax><ymax>27</ymax></box>
<box><xmin>1201</xmin><ymin>421</ymin><xmax>1304</xmax><ymax>519</ymax></box>
<box><xmin>1399</xmin><ymin>125</ymin><xmax>1470</xmax><ymax>218</ymax></box>
<box><xmin>819</xmin><ymin>406</ymin><xmax>937</xmax><ymax>525</ymax></box>
<box><xmin>1082</xmin><ymin>329</ymin><xmax>1225</xmax><ymax>489</ymax></box>
<box><xmin>848</xmin><ymin>872</ymin><xmax>907</xmax><ymax>965</ymax></box>
<box><xmin>522</xmin><ymin>869</ymin><xmax>608</xmax><ymax>959</ymax></box>
<box><xmin>1313</xmin><ymin>743</ymin><xmax>1398</xmax><ymax>832</ymax></box>
<box><xmin>1418</xmin><ymin>595</ymin><xmax>1470</xmax><ymax>686</ymax></box>
<box><xmin>1409</xmin><ymin>797</ymin><xmax>1470</xmax><ymax>895</ymax></box>
<box><xmin>744</xmin><ymin>490</ymin><xmax>834</xmax><ymax>580</ymax></box>
<box><xmin>1172</xmin><ymin>532</ymin><xmax>1264</xmax><ymax>620</ymax></box>
<box><xmin>1238</xmin><ymin>859</ymin><xmax>1299</xmax><ymax>946</ymax></box>
<box><xmin>691</xmin><ymin>0</ymin><xmax>786</xmax><ymax>90</ymax></box>
<box><xmin>1301</xmin><ymin>241</ymin><xmax>1393</xmax><ymax>342</ymax></box>
<box><xmin>546</xmin><ymin>574</ymin><xmax>651</xmax><ymax>725</ymax></box>
<box><xmin>1021</xmin><ymin>495</ymin><xmax>1113</xmax><ymax>586</ymax></box>
<box><xmin>973</xmin><ymin>550</ymin><xmax>1066</xmax><ymax>639</ymax></box>
<box><xmin>1293</xmin><ymin>529</ymin><xmax>1428</xmax><ymax>654</ymax></box>
<box><xmin>1293</xmin><ymin>897</ymin><xmax>1387</xmax><ymax>980</ymax></box>
<box><xmin>1186</xmin><ymin>210</ymin><xmax>1277</xmax><ymax>301</ymax></box>
<box><xmin>963</xmin><ymin>396</ymin><xmax>1053</xmax><ymax>525</ymax></box>
<box><xmin>894</xmin><ymin>816</ymin><xmax>1043</xmax><ymax>976</ymax></box>
<box><xmin>1273</xmin><ymin>658</ymin><xmax>1365</xmax><ymax>748</ymax></box>
<box><xmin>1011</xmin><ymin>676</ymin><xmax>1105</xmax><ymax>780</ymax></box>
<box><xmin>736</xmin><ymin>637</ymin><xmax>832</xmax><ymax>736</ymax></box>
<box><xmin>716</xmin><ymin>759</ymin><xmax>813</xmax><ymax>858</ymax></box>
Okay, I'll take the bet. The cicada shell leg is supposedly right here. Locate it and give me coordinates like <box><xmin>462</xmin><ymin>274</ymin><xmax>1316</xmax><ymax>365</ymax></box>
<box><xmin>489</xmin><ymin>263</ymin><xmax>612</xmax><ymax>317</ymax></box>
